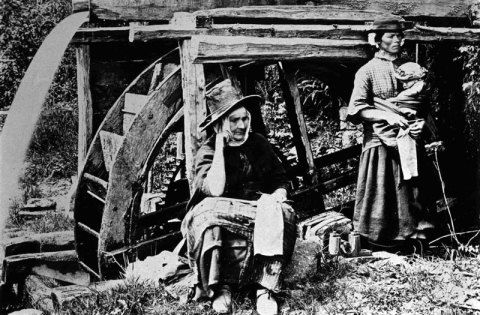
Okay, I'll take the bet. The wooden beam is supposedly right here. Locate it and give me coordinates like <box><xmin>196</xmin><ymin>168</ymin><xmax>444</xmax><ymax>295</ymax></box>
<box><xmin>76</xmin><ymin>45</ymin><xmax>93</xmax><ymax>174</ymax></box>
<box><xmin>74</xmin><ymin>23</ymin><xmax>480</xmax><ymax>44</ymax></box>
<box><xmin>194</xmin><ymin>6</ymin><xmax>394</xmax><ymax>27</ymax></box>
<box><xmin>51</xmin><ymin>279</ymin><xmax>126</xmax><ymax>309</ymax></box>
<box><xmin>191</xmin><ymin>35</ymin><xmax>369</xmax><ymax>63</ymax></box>
<box><xmin>72</xmin><ymin>26</ymin><xmax>130</xmax><ymax>43</ymax></box>
<box><xmin>72</xmin><ymin>0</ymin><xmax>90</xmax><ymax>13</ymax></box>
<box><xmin>88</xmin><ymin>1</ymin><xmax>294</xmax><ymax>21</ymax></box>
<box><xmin>103</xmin><ymin>231</ymin><xmax>182</xmax><ymax>256</ymax></box>
<box><xmin>131</xmin><ymin>24</ymin><xmax>371</xmax><ymax>42</ymax></box>
<box><xmin>278</xmin><ymin>61</ymin><xmax>325</xmax><ymax>213</ymax></box>
<box><xmin>180</xmin><ymin>39</ymin><xmax>207</xmax><ymax>192</ymax></box>
<box><xmin>407</xmin><ymin>25</ymin><xmax>480</xmax><ymax>42</ymax></box>
<box><xmin>85</xmin><ymin>1</ymin><xmax>472</xmax><ymax>22</ymax></box>
<box><xmin>2</xmin><ymin>231</ymin><xmax>74</xmax><ymax>257</ymax></box>
<box><xmin>292</xmin><ymin>169</ymin><xmax>358</xmax><ymax>198</ymax></box>
<box><xmin>278</xmin><ymin>62</ymin><xmax>318</xmax><ymax>185</ymax></box>
<box><xmin>2</xmin><ymin>250</ymin><xmax>78</xmax><ymax>284</ymax></box>
<box><xmin>32</xmin><ymin>264</ymin><xmax>90</xmax><ymax>286</ymax></box>
<box><xmin>23</xmin><ymin>275</ymin><xmax>56</xmax><ymax>313</ymax></box>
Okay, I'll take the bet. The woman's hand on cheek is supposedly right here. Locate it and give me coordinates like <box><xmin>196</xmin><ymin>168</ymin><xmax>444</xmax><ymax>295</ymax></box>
<box><xmin>214</xmin><ymin>118</ymin><xmax>233</xmax><ymax>144</ymax></box>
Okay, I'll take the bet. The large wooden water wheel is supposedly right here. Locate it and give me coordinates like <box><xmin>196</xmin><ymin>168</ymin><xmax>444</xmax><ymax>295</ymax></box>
<box><xmin>73</xmin><ymin>48</ymin><xmax>190</xmax><ymax>279</ymax></box>
<box><xmin>72</xmin><ymin>45</ymin><xmax>361</xmax><ymax>280</ymax></box>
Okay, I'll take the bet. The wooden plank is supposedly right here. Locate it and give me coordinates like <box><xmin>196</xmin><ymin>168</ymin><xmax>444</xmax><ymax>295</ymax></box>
<box><xmin>292</xmin><ymin>169</ymin><xmax>358</xmax><ymax>199</ymax></box>
<box><xmin>77</xmin><ymin>23</ymin><xmax>480</xmax><ymax>44</ymax></box>
<box><xmin>77</xmin><ymin>222</ymin><xmax>100</xmax><ymax>238</ymax></box>
<box><xmin>103</xmin><ymin>231</ymin><xmax>182</xmax><ymax>257</ymax></box>
<box><xmin>87</xmin><ymin>1</ymin><xmax>473</xmax><ymax>22</ymax></box>
<box><xmin>84</xmin><ymin>172</ymin><xmax>108</xmax><ymax>189</ymax></box>
<box><xmin>51</xmin><ymin>279</ymin><xmax>126</xmax><ymax>309</ymax></box>
<box><xmin>32</xmin><ymin>264</ymin><xmax>90</xmax><ymax>286</ymax></box>
<box><xmin>191</xmin><ymin>35</ymin><xmax>369</xmax><ymax>63</ymax></box>
<box><xmin>78</xmin><ymin>261</ymin><xmax>101</xmax><ymax>280</ymax></box>
<box><xmin>136</xmin><ymin>201</ymin><xmax>188</xmax><ymax>229</ymax></box>
<box><xmin>86</xmin><ymin>190</ymin><xmax>106</xmax><ymax>204</ymax></box>
<box><xmin>279</xmin><ymin>62</ymin><xmax>318</xmax><ymax>185</ymax></box>
<box><xmin>73</xmin><ymin>49</ymin><xmax>181</xmax><ymax>279</ymax></box>
<box><xmin>76</xmin><ymin>45</ymin><xmax>94</xmax><ymax>174</ymax></box>
<box><xmin>180</xmin><ymin>39</ymin><xmax>207</xmax><ymax>192</ymax></box>
<box><xmin>148</xmin><ymin>63</ymin><xmax>163</xmax><ymax>95</ymax></box>
<box><xmin>122</xmin><ymin>112</ymin><xmax>135</xmax><ymax>133</ymax></box>
<box><xmin>2</xmin><ymin>250</ymin><xmax>78</xmax><ymax>284</ymax></box>
<box><xmin>17</xmin><ymin>210</ymin><xmax>53</xmax><ymax>219</ymax></box>
<box><xmin>24</xmin><ymin>275</ymin><xmax>55</xmax><ymax>313</ymax></box>
<box><xmin>124</xmin><ymin>92</ymin><xmax>149</xmax><ymax>114</ymax></box>
<box><xmin>141</xmin><ymin>102</ymin><xmax>185</xmax><ymax>177</ymax></box>
<box><xmin>407</xmin><ymin>25</ymin><xmax>480</xmax><ymax>42</ymax></box>
<box><xmin>315</xmin><ymin>144</ymin><xmax>361</xmax><ymax>167</ymax></box>
<box><xmin>72</xmin><ymin>0</ymin><xmax>90</xmax><ymax>13</ymax></box>
<box><xmin>88</xmin><ymin>1</ymin><xmax>290</xmax><ymax>21</ymax></box>
<box><xmin>2</xmin><ymin>231</ymin><xmax>74</xmax><ymax>257</ymax></box>
<box><xmin>290</xmin><ymin>145</ymin><xmax>361</xmax><ymax>176</ymax></box>
<box><xmin>99</xmin><ymin>69</ymin><xmax>183</xmax><ymax>269</ymax></box>
<box><xmin>194</xmin><ymin>6</ymin><xmax>393</xmax><ymax>26</ymax></box>
<box><xmin>99</xmin><ymin>131</ymin><xmax>124</xmax><ymax>171</ymax></box>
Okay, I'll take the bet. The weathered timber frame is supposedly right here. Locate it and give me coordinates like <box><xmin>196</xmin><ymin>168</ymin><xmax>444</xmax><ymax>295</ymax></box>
<box><xmin>76</xmin><ymin>45</ymin><xmax>93</xmax><ymax>173</ymax></box>
<box><xmin>67</xmin><ymin>4</ymin><xmax>480</xmax><ymax>276</ymax></box>
<box><xmin>179</xmin><ymin>39</ymin><xmax>207</xmax><ymax>191</ymax></box>
<box><xmin>72</xmin><ymin>1</ymin><xmax>479</xmax><ymax>24</ymax></box>
<box><xmin>72</xmin><ymin>4</ymin><xmax>480</xmax><ymax>198</ymax></box>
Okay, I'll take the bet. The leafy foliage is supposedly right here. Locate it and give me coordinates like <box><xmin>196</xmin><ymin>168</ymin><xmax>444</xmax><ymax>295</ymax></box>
<box><xmin>1</xmin><ymin>0</ymin><xmax>78</xmax><ymax>187</ymax></box>
<box><xmin>459</xmin><ymin>45</ymin><xmax>480</xmax><ymax>156</ymax></box>
<box><xmin>0</xmin><ymin>0</ymin><xmax>75</xmax><ymax>110</ymax></box>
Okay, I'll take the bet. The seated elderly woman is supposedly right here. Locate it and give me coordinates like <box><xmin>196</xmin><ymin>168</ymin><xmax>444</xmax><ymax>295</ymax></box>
<box><xmin>181</xmin><ymin>79</ymin><xmax>296</xmax><ymax>315</ymax></box>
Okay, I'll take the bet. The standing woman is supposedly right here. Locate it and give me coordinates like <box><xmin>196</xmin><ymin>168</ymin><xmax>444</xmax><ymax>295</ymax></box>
<box><xmin>347</xmin><ymin>16</ymin><xmax>435</xmax><ymax>250</ymax></box>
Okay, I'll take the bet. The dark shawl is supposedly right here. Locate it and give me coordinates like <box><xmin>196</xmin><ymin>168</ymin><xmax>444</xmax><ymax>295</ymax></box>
<box><xmin>187</xmin><ymin>132</ymin><xmax>290</xmax><ymax>210</ymax></box>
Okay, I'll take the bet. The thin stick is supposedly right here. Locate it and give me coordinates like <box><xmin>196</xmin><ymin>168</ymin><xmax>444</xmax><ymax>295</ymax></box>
<box><xmin>433</xmin><ymin>148</ymin><xmax>459</xmax><ymax>244</ymax></box>
<box><xmin>429</xmin><ymin>229</ymin><xmax>480</xmax><ymax>245</ymax></box>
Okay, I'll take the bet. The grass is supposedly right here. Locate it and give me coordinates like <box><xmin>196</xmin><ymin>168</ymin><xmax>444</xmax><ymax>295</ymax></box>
<box><xmin>23</xmin><ymin>102</ymin><xmax>77</xmax><ymax>185</ymax></box>
<box><xmin>26</xmin><ymin>211</ymin><xmax>74</xmax><ymax>233</ymax></box>
<box><xmin>57</xmin><ymin>279</ymin><xmax>218</xmax><ymax>315</ymax></box>
<box><xmin>50</xmin><ymin>252</ymin><xmax>480</xmax><ymax>315</ymax></box>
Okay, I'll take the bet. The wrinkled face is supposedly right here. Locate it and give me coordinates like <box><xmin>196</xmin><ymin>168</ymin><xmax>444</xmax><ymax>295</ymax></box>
<box><xmin>228</xmin><ymin>107</ymin><xmax>250</xmax><ymax>141</ymax></box>
<box><xmin>379</xmin><ymin>32</ymin><xmax>404</xmax><ymax>54</ymax></box>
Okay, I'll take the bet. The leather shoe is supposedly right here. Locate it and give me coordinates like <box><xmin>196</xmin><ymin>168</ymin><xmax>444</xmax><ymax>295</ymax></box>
<box><xmin>212</xmin><ymin>286</ymin><xmax>232</xmax><ymax>314</ymax></box>
<box><xmin>256</xmin><ymin>288</ymin><xmax>278</xmax><ymax>315</ymax></box>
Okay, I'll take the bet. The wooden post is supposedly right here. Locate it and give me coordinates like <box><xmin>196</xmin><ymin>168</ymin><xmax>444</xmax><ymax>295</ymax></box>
<box><xmin>180</xmin><ymin>38</ymin><xmax>207</xmax><ymax>192</ymax></box>
<box><xmin>278</xmin><ymin>62</ymin><xmax>318</xmax><ymax>185</ymax></box>
<box><xmin>278</xmin><ymin>61</ymin><xmax>325</xmax><ymax>213</ymax></box>
<box><xmin>76</xmin><ymin>45</ymin><xmax>93</xmax><ymax>174</ymax></box>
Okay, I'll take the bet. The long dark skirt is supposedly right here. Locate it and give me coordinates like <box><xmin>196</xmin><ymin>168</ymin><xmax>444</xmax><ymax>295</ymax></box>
<box><xmin>353</xmin><ymin>145</ymin><xmax>436</xmax><ymax>245</ymax></box>
<box><xmin>181</xmin><ymin>197</ymin><xmax>296</xmax><ymax>296</ymax></box>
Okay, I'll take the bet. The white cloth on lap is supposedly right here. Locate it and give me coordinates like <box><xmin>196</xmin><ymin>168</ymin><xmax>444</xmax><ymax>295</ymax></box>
<box><xmin>253</xmin><ymin>194</ymin><xmax>284</xmax><ymax>256</ymax></box>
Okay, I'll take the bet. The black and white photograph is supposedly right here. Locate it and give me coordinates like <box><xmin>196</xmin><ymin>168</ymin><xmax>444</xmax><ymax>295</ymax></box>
<box><xmin>2</xmin><ymin>1</ymin><xmax>480</xmax><ymax>314</ymax></box>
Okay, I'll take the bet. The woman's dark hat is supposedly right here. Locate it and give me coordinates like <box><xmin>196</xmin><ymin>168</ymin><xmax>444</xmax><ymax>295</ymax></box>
<box><xmin>199</xmin><ymin>79</ymin><xmax>262</xmax><ymax>132</ymax></box>
<box><xmin>370</xmin><ymin>16</ymin><xmax>410</xmax><ymax>32</ymax></box>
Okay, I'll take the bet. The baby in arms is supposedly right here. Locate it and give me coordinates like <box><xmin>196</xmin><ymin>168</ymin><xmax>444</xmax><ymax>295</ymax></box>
<box><xmin>390</xmin><ymin>62</ymin><xmax>428</xmax><ymax>118</ymax></box>
<box><xmin>390</xmin><ymin>62</ymin><xmax>428</xmax><ymax>180</ymax></box>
